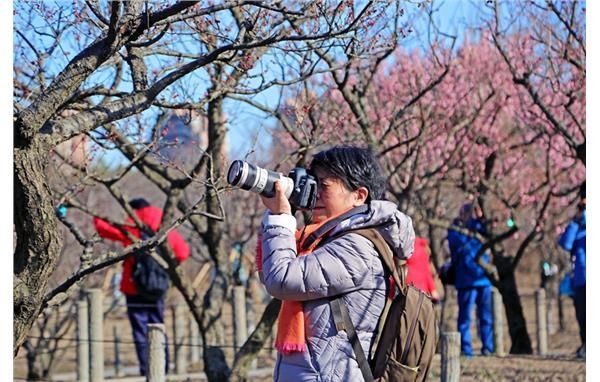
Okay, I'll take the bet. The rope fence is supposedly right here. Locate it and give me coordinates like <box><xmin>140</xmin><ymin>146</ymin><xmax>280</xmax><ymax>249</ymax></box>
<box><xmin>22</xmin><ymin>335</ymin><xmax>275</xmax><ymax>350</ymax></box>
<box><xmin>15</xmin><ymin>286</ymin><xmax>580</xmax><ymax>381</ymax></box>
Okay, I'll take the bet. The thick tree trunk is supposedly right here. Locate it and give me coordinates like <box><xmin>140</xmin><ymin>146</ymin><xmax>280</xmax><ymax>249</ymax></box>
<box><xmin>231</xmin><ymin>298</ymin><xmax>281</xmax><ymax>382</ymax></box>
<box><xmin>23</xmin><ymin>340</ymin><xmax>42</xmax><ymax>381</ymax></box>
<box><xmin>201</xmin><ymin>93</ymin><xmax>232</xmax><ymax>381</ymax></box>
<box><xmin>14</xmin><ymin>139</ymin><xmax>63</xmax><ymax>355</ymax></box>
<box><xmin>202</xmin><ymin>270</ymin><xmax>230</xmax><ymax>381</ymax></box>
<box><xmin>494</xmin><ymin>256</ymin><xmax>533</xmax><ymax>354</ymax></box>
<box><xmin>13</xmin><ymin>9</ymin><xmax>122</xmax><ymax>355</ymax></box>
<box><xmin>576</xmin><ymin>142</ymin><xmax>585</xmax><ymax>166</ymax></box>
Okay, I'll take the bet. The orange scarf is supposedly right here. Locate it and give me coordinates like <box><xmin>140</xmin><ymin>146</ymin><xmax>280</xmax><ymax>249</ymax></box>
<box><xmin>274</xmin><ymin>222</ymin><xmax>326</xmax><ymax>354</ymax></box>
<box><xmin>256</xmin><ymin>213</ymin><xmax>347</xmax><ymax>354</ymax></box>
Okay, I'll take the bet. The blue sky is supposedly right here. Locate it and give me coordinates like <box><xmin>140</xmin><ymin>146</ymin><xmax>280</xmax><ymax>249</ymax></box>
<box><xmin>225</xmin><ymin>0</ymin><xmax>482</xmax><ymax>158</ymax></box>
<box><xmin>12</xmin><ymin>1</ymin><xmax>512</xmax><ymax>167</ymax></box>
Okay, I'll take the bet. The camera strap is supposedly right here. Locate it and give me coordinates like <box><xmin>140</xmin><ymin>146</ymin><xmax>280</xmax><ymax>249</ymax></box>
<box><xmin>301</xmin><ymin>204</ymin><xmax>370</xmax><ymax>250</ymax></box>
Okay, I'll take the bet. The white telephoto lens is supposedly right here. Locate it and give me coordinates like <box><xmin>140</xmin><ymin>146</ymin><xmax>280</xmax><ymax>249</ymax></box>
<box><xmin>279</xmin><ymin>174</ymin><xmax>294</xmax><ymax>199</ymax></box>
<box><xmin>251</xmin><ymin>167</ymin><xmax>269</xmax><ymax>193</ymax></box>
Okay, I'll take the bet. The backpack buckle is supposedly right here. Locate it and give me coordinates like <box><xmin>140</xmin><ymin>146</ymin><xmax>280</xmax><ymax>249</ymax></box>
<box><xmin>330</xmin><ymin>298</ymin><xmax>346</xmax><ymax>332</ymax></box>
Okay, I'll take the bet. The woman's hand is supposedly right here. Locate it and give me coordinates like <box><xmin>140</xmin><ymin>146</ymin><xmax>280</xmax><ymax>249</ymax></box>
<box><xmin>260</xmin><ymin>181</ymin><xmax>292</xmax><ymax>215</ymax></box>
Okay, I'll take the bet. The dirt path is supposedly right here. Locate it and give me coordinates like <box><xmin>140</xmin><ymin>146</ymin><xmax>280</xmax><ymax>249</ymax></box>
<box><xmin>427</xmin><ymin>353</ymin><xmax>585</xmax><ymax>382</ymax></box>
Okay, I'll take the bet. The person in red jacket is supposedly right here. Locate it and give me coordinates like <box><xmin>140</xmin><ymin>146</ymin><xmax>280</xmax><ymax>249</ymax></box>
<box><xmin>94</xmin><ymin>198</ymin><xmax>190</xmax><ymax>376</ymax></box>
<box><xmin>406</xmin><ymin>237</ymin><xmax>440</xmax><ymax>302</ymax></box>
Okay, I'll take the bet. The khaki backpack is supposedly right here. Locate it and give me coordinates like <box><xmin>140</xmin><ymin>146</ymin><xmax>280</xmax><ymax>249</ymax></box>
<box><xmin>328</xmin><ymin>228</ymin><xmax>438</xmax><ymax>382</ymax></box>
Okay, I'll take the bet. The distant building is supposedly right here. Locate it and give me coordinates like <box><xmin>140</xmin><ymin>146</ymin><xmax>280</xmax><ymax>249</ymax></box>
<box><xmin>155</xmin><ymin>113</ymin><xmax>207</xmax><ymax>170</ymax></box>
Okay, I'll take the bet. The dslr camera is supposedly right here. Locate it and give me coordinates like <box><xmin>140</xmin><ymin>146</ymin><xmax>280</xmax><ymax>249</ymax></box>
<box><xmin>227</xmin><ymin>160</ymin><xmax>317</xmax><ymax>210</ymax></box>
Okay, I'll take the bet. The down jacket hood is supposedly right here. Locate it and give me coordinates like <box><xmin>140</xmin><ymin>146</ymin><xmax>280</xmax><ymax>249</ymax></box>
<box><xmin>332</xmin><ymin>200</ymin><xmax>415</xmax><ymax>260</ymax></box>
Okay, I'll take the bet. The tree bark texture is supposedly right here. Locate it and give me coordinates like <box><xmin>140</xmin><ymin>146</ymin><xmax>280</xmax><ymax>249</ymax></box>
<box><xmin>201</xmin><ymin>93</ymin><xmax>232</xmax><ymax>382</ymax></box>
<box><xmin>494</xmin><ymin>256</ymin><xmax>533</xmax><ymax>354</ymax></box>
<box><xmin>14</xmin><ymin>141</ymin><xmax>63</xmax><ymax>355</ymax></box>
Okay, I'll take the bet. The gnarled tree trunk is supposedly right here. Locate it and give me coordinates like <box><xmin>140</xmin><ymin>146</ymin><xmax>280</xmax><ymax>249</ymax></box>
<box><xmin>201</xmin><ymin>92</ymin><xmax>232</xmax><ymax>381</ymax></box>
<box><xmin>494</xmin><ymin>256</ymin><xmax>533</xmax><ymax>354</ymax></box>
<box><xmin>14</xmin><ymin>136</ymin><xmax>63</xmax><ymax>355</ymax></box>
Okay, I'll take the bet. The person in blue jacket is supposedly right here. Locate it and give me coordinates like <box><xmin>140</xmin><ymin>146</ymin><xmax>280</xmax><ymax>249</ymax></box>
<box><xmin>447</xmin><ymin>203</ymin><xmax>494</xmax><ymax>357</ymax></box>
<box><xmin>558</xmin><ymin>195</ymin><xmax>586</xmax><ymax>358</ymax></box>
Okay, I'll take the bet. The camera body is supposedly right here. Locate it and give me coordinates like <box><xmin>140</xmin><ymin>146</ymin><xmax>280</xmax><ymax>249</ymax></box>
<box><xmin>227</xmin><ymin>160</ymin><xmax>317</xmax><ymax>210</ymax></box>
<box><xmin>287</xmin><ymin>167</ymin><xmax>318</xmax><ymax>210</ymax></box>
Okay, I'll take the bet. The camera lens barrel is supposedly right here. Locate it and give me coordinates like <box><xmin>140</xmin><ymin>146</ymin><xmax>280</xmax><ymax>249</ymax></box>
<box><xmin>227</xmin><ymin>160</ymin><xmax>293</xmax><ymax>198</ymax></box>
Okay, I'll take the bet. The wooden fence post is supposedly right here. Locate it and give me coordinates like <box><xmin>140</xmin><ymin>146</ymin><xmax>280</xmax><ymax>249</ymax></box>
<box><xmin>172</xmin><ymin>304</ymin><xmax>187</xmax><ymax>374</ymax></box>
<box><xmin>147</xmin><ymin>323</ymin><xmax>167</xmax><ymax>382</ymax></box>
<box><xmin>441</xmin><ymin>332</ymin><xmax>460</xmax><ymax>382</ymax></box>
<box><xmin>233</xmin><ymin>286</ymin><xmax>248</xmax><ymax>352</ymax></box>
<box><xmin>76</xmin><ymin>295</ymin><xmax>89</xmax><ymax>382</ymax></box>
<box><xmin>113</xmin><ymin>325</ymin><xmax>122</xmax><ymax>377</ymax></box>
<box><xmin>492</xmin><ymin>288</ymin><xmax>505</xmax><ymax>356</ymax></box>
<box><xmin>535</xmin><ymin>289</ymin><xmax>548</xmax><ymax>355</ymax></box>
<box><xmin>189</xmin><ymin>316</ymin><xmax>200</xmax><ymax>364</ymax></box>
<box><xmin>88</xmin><ymin>289</ymin><xmax>104</xmax><ymax>382</ymax></box>
<box><xmin>546</xmin><ymin>286</ymin><xmax>558</xmax><ymax>335</ymax></box>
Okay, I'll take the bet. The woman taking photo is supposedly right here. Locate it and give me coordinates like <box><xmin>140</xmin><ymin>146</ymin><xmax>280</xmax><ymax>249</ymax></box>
<box><xmin>257</xmin><ymin>146</ymin><xmax>415</xmax><ymax>382</ymax></box>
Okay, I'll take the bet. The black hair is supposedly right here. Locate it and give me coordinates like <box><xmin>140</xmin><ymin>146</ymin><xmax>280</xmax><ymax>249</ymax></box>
<box><xmin>309</xmin><ymin>145</ymin><xmax>386</xmax><ymax>202</ymax></box>
<box><xmin>129</xmin><ymin>198</ymin><xmax>150</xmax><ymax>210</ymax></box>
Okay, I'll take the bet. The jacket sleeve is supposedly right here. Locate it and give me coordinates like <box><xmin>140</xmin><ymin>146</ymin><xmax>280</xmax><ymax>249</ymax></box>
<box><xmin>558</xmin><ymin>220</ymin><xmax>579</xmax><ymax>252</ymax></box>
<box><xmin>425</xmin><ymin>267</ymin><xmax>436</xmax><ymax>295</ymax></box>
<box><xmin>94</xmin><ymin>217</ymin><xmax>129</xmax><ymax>244</ymax></box>
<box><xmin>468</xmin><ymin>218</ymin><xmax>487</xmax><ymax>236</ymax></box>
<box><xmin>423</xmin><ymin>246</ymin><xmax>437</xmax><ymax>294</ymax></box>
<box><xmin>261</xmin><ymin>218</ymin><xmax>379</xmax><ymax>301</ymax></box>
<box><xmin>447</xmin><ymin>230</ymin><xmax>466</xmax><ymax>260</ymax></box>
<box><xmin>167</xmin><ymin>230</ymin><xmax>190</xmax><ymax>263</ymax></box>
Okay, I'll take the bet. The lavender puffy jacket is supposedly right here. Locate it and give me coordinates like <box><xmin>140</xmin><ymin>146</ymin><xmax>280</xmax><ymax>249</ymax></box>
<box><xmin>260</xmin><ymin>201</ymin><xmax>415</xmax><ymax>382</ymax></box>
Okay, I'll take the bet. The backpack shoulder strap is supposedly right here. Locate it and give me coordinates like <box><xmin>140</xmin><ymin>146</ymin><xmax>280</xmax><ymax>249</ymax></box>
<box><xmin>349</xmin><ymin>228</ymin><xmax>406</xmax><ymax>292</ymax></box>
<box><xmin>138</xmin><ymin>230</ymin><xmax>169</xmax><ymax>268</ymax></box>
<box><xmin>322</xmin><ymin>227</ymin><xmax>405</xmax><ymax>288</ymax></box>
<box><xmin>346</xmin><ymin>228</ymin><xmax>409</xmax><ymax>359</ymax></box>
<box><xmin>329</xmin><ymin>297</ymin><xmax>374</xmax><ymax>382</ymax></box>
<box><xmin>326</xmin><ymin>227</ymin><xmax>407</xmax><ymax>382</ymax></box>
